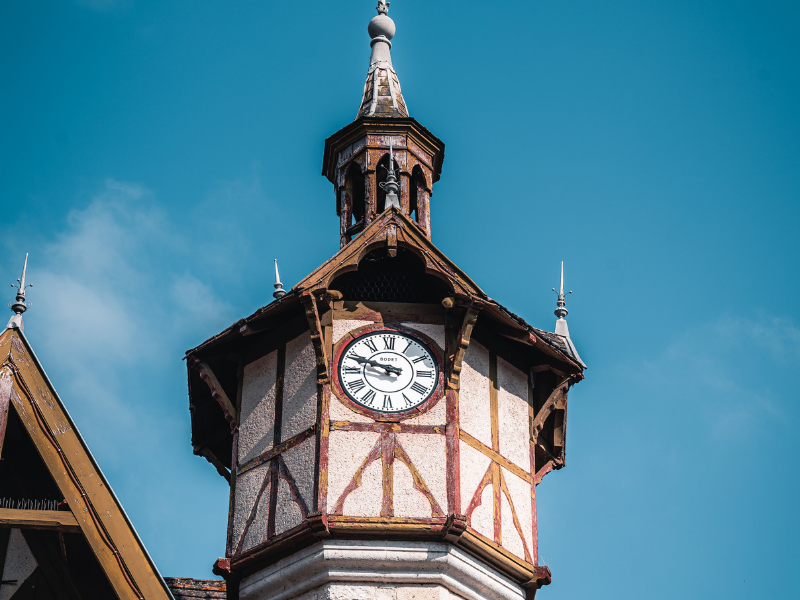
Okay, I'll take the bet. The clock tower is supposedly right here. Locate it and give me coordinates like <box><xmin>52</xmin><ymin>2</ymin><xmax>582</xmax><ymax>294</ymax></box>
<box><xmin>185</xmin><ymin>3</ymin><xmax>586</xmax><ymax>599</ymax></box>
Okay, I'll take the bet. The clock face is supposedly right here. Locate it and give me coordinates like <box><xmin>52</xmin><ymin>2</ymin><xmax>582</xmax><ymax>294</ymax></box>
<box><xmin>337</xmin><ymin>330</ymin><xmax>439</xmax><ymax>413</ymax></box>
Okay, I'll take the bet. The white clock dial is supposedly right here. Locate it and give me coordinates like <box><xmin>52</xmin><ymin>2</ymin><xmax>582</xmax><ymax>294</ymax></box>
<box><xmin>338</xmin><ymin>330</ymin><xmax>438</xmax><ymax>413</ymax></box>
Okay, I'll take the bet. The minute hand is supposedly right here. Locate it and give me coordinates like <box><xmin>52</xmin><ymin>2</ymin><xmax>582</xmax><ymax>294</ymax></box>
<box><xmin>351</xmin><ymin>356</ymin><xmax>402</xmax><ymax>375</ymax></box>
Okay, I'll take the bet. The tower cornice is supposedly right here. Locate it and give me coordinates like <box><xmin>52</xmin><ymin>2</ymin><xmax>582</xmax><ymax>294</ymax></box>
<box><xmin>322</xmin><ymin>116</ymin><xmax>445</xmax><ymax>185</ymax></box>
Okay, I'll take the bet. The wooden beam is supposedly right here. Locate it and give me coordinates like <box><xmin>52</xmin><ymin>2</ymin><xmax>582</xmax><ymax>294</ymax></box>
<box><xmin>447</xmin><ymin>305</ymin><xmax>480</xmax><ymax>390</ymax></box>
<box><xmin>0</xmin><ymin>508</ymin><xmax>81</xmax><ymax>533</ymax></box>
<box><xmin>459</xmin><ymin>430</ymin><xmax>532</xmax><ymax>485</ymax></box>
<box><xmin>193</xmin><ymin>360</ymin><xmax>238</xmax><ymax>426</ymax></box>
<box><xmin>301</xmin><ymin>292</ymin><xmax>330</xmax><ymax>383</ymax></box>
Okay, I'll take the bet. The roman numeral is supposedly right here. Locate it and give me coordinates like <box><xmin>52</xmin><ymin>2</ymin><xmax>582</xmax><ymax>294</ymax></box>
<box><xmin>412</xmin><ymin>356</ymin><xmax>426</xmax><ymax>364</ymax></box>
<box><xmin>383</xmin><ymin>336</ymin><xmax>395</xmax><ymax>350</ymax></box>
<box><xmin>403</xmin><ymin>340</ymin><xmax>413</xmax><ymax>354</ymax></box>
<box><xmin>402</xmin><ymin>393</ymin><xmax>413</xmax><ymax>407</ymax></box>
<box><xmin>417</xmin><ymin>370</ymin><xmax>433</xmax><ymax>378</ymax></box>
<box><xmin>411</xmin><ymin>382</ymin><xmax>427</xmax><ymax>395</ymax></box>
<box><xmin>344</xmin><ymin>367</ymin><xmax>360</xmax><ymax>374</ymax></box>
<box><xmin>348</xmin><ymin>379</ymin><xmax>366</xmax><ymax>393</ymax></box>
<box><xmin>363</xmin><ymin>339</ymin><xmax>378</xmax><ymax>353</ymax></box>
<box><xmin>383</xmin><ymin>395</ymin><xmax>392</xmax><ymax>410</ymax></box>
<box><xmin>362</xmin><ymin>389</ymin><xmax>376</xmax><ymax>405</ymax></box>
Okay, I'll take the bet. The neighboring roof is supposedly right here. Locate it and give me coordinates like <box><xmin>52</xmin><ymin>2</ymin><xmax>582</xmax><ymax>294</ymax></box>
<box><xmin>0</xmin><ymin>327</ymin><xmax>174</xmax><ymax>600</ymax></box>
<box><xmin>164</xmin><ymin>578</ymin><xmax>225</xmax><ymax>599</ymax></box>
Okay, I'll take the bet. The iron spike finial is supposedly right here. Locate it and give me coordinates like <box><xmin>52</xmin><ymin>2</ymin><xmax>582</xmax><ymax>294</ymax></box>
<box><xmin>273</xmin><ymin>259</ymin><xmax>287</xmax><ymax>300</ymax></box>
<box><xmin>7</xmin><ymin>253</ymin><xmax>32</xmax><ymax>331</ymax></box>
<box><xmin>379</xmin><ymin>140</ymin><xmax>401</xmax><ymax>209</ymax></box>
<box><xmin>553</xmin><ymin>261</ymin><xmax>572</xmax><ymax>336</ymax></box>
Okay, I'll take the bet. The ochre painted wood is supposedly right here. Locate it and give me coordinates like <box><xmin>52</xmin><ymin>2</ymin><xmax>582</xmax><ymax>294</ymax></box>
<box><xmin>0</xmin><ymin>508</ymin><xmax>80</xmax><ymax>533</ymax></box>
<box><xmin>1</xmin><ymin>329</ymin><xmax>171</xmax><ymax>600</ymax></box>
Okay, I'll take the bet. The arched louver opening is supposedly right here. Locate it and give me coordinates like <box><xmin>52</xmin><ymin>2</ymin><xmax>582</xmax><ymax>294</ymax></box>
<box><xmin>331</xmin><ymin>248</ymin><xmax>451</xmax><ymax>304</ymax></box>
<box><xmin>410</xmin><ymin>165</ymin><xmax>427</xmax><ymax>223</ymax></box>
<box><xmin>340</xmin><ymin>162</ymin><xmax>366</xmax><ymax>244</ymax></box>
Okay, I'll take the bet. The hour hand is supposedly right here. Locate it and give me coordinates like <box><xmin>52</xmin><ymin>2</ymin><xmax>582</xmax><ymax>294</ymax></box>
<box><xmin>350</xmin><ymin>356</ymin><xmax>402</xmax><ymax>375</ymax></box>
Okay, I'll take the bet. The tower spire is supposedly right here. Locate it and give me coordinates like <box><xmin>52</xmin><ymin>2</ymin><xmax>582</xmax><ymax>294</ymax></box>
<box><xmin>356</xmin><ymin>1</ymin><xmax>409</xmax><ymax>118</ymax></box>
<box><xmin>7</xmin><ymin>254</ymin><xmax>32</xmax><ymax>331</ymax></box>
<box><xmin>273</xmin><ymin>259</ymin><xmax>287</xmax><ymax>299</ymax></box>
<box><xmin>552</xmin><ymin>261</ymin><xmax>572</xmax><ymax>337</ymax></box>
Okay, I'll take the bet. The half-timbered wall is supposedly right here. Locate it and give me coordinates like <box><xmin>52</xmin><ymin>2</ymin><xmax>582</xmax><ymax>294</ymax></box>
<box><xmin>459</xmin><ymin>341</ymin><xmax>536</xmax><ymax>564</ymax></box>
<box><xmin>232</xmin><ymin>331</ymin><xmax>317</xmax><ymax>555</ymax></box>
<box><xmin>326</xmin><ymin>314</ymin><xmax>448</xmax><ymax>520</ymax></box>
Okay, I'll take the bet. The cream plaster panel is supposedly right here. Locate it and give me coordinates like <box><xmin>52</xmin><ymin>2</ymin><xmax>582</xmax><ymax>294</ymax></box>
<box><xmin>400</xmin><ymin>322</ymin><xmax>445</xmax><ymax>351</ymax></box>
<box><xmin>393</xmin><ymin>460</ymin><xmax>432</xmax><ymax>518</ymax></box>
<box><xmin>502</xmin><ymin>467</ymin><xmax>533</xmax><ymax>561</ymax></box>
<box><xmin>327</xmin><ymin>430</ymin><xmax>380</xmax><ymax>510</ymax></box>
<box><xmin>343</xmin><ymin>459</ymin><xmax>383</xmax><ymax>517</ymax></box>
<box><xmin>283</xmin><ymin>333</ymin><xmax>319</xmax><ymax>442</ymax></box>
<box><xmin>333</xmin><ymin>319</ymin><xmax>374</xmax><ymax>344</ymax></box>
<box><xmin>283</xmin><ymin>435</ymin><xmax>317</xmax><ymax>511</ymax></box>
<box><xmin>459</xmin><ymin>440</ymin><xmax>491</xmax><ymax>519</ymax></box>
<box><xmin>500</xmin><ymin>494</ymin><xmax>523</xmax><ymax>560</ymax></box>
<box><xmin>329</xmin><ymin>392</ymin><xmax>374</xmax><ymax>423</ymax></box>
<box><xmin>276</xmin><ymin>478</ymin><xmax>304</xmax><ymax>536</ymax></box>
<box><xmin>0</xmin><ymin>529</ymin><xmax>37</xmax><ymax>600</ymax></box>
<box><xmin>496</xmin><ymin>358</ymin><xmax>531</xmax><ymax>470</ymax></box>
<box><xmin>470</xmin><ymin>483</ymin><xmax>494</xmax><ymax>542</ymax></box>
<box><xmin>402</xmin><ymin>394</ymin><xmax>446</xmax><ymax>426</ymax></box>
<box><xmin>237</xmin><ymin>464</ymin><xmax>270</xmax><ymax>553</ymax></box>
<box><xmin>397</xmin><ymin>433</ymin><xmax>447</xmax><ymax>513</ymax></box>
<box><xmin>459</xmin><ymin>341</ymin><xmax>491</xmax><ymax>447</ymax></box>
<box><xmin>240</xmin><ymin>351</ymin><xmax>277</xmax><ymax>464</ymax></box>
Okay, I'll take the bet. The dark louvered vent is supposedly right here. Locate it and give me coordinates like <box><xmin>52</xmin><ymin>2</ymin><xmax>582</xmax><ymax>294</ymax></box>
<box><xmin>331</xmin><ymin>248</ymin><xmax>451</xmax><ymax>304</ymax></box>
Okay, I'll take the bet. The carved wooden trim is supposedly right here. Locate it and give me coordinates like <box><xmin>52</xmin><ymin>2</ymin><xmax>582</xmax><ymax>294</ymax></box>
<box><xmin>447</xmin><ymin>305</ymin><xmax>480</xmax><ymax>390</ymax></box>
<box><xmin>301</xmin><ymin>292</ymin><xmax>330</xmax><ymax>383</ymax></box>
<box><xmin>0</xmin><ymin>367</ymin><xmax>11</xmax><ymax>457</ymax></box>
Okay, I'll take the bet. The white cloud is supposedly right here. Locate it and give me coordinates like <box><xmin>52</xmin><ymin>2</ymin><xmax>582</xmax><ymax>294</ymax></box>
<box><xmin>635</xmin><ymin>314</ymin><xmax>797</xmax><ymax>442</ymax></box>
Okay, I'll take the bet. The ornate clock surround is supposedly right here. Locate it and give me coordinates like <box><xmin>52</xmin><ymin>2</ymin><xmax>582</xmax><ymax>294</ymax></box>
<box><xmin>331</xmin><ymin>322</ymin><xmax>445</xmax><ymax>422</ymax></box>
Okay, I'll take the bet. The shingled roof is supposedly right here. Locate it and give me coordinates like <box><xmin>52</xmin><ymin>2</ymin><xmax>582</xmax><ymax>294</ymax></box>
<box><xmin>164</xmin><ymin>577</ymin><xmax>226</xmax><ymax>599</ymax></box>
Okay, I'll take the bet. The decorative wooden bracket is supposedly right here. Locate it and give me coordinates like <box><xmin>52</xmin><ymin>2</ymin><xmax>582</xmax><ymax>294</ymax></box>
<box><xmin>531</xmin><ymin>375</ymin><xmax>575</xmax><ymax>445</ymax></box>
<box><xmin>301</xmin><ymin>292</ymin><xmax>329</xmax><ymax>383</ymax></box>
<box><xmin>190</xmin><ymin>358</ymin><xmax>238</xmax><ymax>428</ymax></box>
<box><xmin>442</xmin><ymin>513</ymin><xmax>468</xmax><ymax>543</ymax></box>
<box><xmin>447</xmin><ymin>304</ymin><xmax>480</xmax><ymax>390</ymax></box>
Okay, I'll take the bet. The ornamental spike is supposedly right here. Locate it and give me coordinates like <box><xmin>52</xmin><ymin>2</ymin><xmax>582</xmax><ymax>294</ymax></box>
<box><xmin>7</xmin><ymin>253</ymin><xmax>33</xmax><ymax>331</ymax></box>
<box><xmin>552</xmin><ymin>261</ymin><xmax>572</xmax><ymax>337</ymax></box>
<box><xmin>273</xmin><ymin>259</ymin><xmax>287</xmax><ymax>300</ymax></box>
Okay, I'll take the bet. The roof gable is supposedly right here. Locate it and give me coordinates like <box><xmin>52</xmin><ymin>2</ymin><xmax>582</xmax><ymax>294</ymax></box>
<box><xmin>0</xmin><ymin>328</ymin><xmax>172</xmax><ymax>600</ymax></box>
<box><xmin>294</xmin><ymin>206</ymin><xmax>485</xmax><ymax>299</ymax></box>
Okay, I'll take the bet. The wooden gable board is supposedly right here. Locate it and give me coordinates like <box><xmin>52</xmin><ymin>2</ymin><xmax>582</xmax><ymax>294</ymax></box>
<box><xmin>0</xmin><ymin>328</ymin><xmax>173</xmax><ymax>600</ymax></box>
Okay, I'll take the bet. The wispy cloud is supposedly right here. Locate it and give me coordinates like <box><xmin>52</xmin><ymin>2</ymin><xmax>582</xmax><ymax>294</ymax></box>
<box><xmin>3</xmin><ymin>178</ymin><xmax>240</xmax><ymax>455</ymax></box>
<box><xmin>635</xmin><ymin>314</ymin><xmax>797</xmax><ymax>442</ymax></box>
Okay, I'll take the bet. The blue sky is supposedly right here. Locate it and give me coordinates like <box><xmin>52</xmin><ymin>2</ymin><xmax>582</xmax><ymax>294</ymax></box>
<box><xmin>1</xmin><ymin>0</ymin><xmax>799</xmax><ymax>597</ymax></box>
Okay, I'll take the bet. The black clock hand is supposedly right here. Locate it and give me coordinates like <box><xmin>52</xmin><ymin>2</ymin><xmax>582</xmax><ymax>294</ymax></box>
<box><xmin>350</xmin><ymin>355</ymin><xmax>402</xmax><ymax>376</ymax></box>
